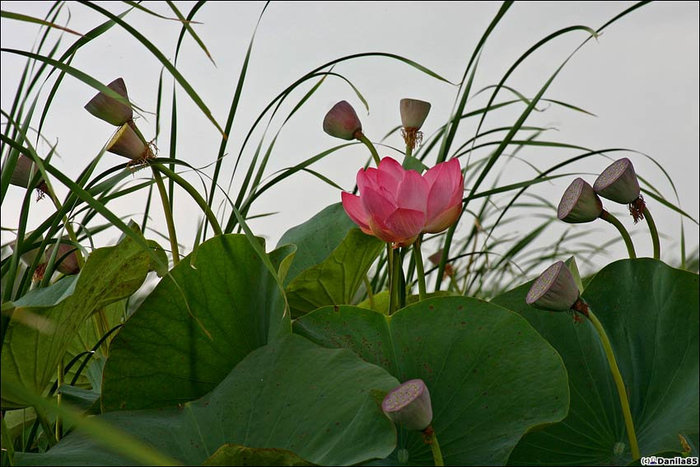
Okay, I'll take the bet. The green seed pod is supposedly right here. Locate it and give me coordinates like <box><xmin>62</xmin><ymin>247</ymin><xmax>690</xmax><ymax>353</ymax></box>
<box><xmin>322</xmin><ymin>101</ymin><xmax>362</xmax><ymax>140</ymax></box>
<box><xmin>557</xmin><ymin>178</ymin><xmax>603</xmax><ymax>223</ymax></box>
<box><xmin>382</xmin><ymin>379</ymin><xmax>433</xmax><ymax>431</ymax></box>
<box><xmin>526</xmin><ymin>261</ymin><xmax>580</xmax><ymax>311</ymax></box>
<box><xmin>593</xmin><ymin>158</ymin><xmax>640</xmax><ymax>204</ymax></box>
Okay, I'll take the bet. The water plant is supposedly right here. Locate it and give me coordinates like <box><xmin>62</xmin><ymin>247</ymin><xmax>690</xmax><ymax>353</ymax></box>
<box><xmin>1</xmin><ymin>2</ymin><xmax>697</xmax><ymax>466</ymax></box>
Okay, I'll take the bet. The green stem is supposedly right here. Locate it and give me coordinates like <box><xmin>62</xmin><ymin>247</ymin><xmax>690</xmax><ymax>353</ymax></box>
<box><xmin>413</xmin><ymin>236</ymin><xmax>427</xmax><ymax>301</ymax></box>
<box><xmin>45</xmin><ymin>187</ymin><xmax>84</xmax><ymax>270</ymax></box>
<box><xmin>355</xmin><ymin>132</ymin><xmax>381</xmax><ymax>166</ymax></box>
<box><xmin>129</xmin><ymin>121</ymin><xmax>180</xmax><ymax>265</ymax></box>
<box><xmin>388</xmin><ymin>246</ymin><xmax>396</xmax><ymax>315</ymax></box>
<box><xmin>55</xmin><ymin>358</ymin><xmax>64</xmax><ymax>441</ymax></box>
<box><xmin>600</xmin><ymin>210</ymin><xmax>636</xmax><ymax>259</ymax></box>
<box><xmin>1</xmin><ymin>416</ymin><xmax>15</xmax><ymax>465</ymax></box>
<box><xmin>363</xmin><ymin>275</ymin><xmax>375</xmax><ymax>310</ymax></box>
<box><xmin>388</xmin><ymin>246</ymin><xmax>401</xmax><ymax>315</ymax></box>
<box><xmin>586</xmin><ymin>309</ymin><xmax>640</xmax><ymax>460</ymax></box>
<box><xmin>643</xmin><ymin>206</ymin><xmax>660</xmax><ymax>260</ymax></box>
<box><xmin>405</xmin><ymin>140</ymin><xmax>413</xmax><ymax>161</ymax></box>
<box><xmin>151</xmin><ymin>167</ymin><xmax>180</xmax><ymax>265</ymax></box>
<box><xmin>425</xmin><ymin>426</ymin><xmax>445</xmax><ymax>466</ymax></box>
<box><xmin>152</xmin><ymin>163</ymin><xmax>223</xmax><ymax>236</ymax></box>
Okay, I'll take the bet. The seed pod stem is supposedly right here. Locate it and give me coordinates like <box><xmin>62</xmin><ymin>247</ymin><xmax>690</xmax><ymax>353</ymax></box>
<box><xmin>599</xmin><ymin>210</ymin><xmax>636</xmax><ymax>259</ymax></box>
<box><xmin>585</xmin><ymin>308</ymin><xmax>640</xmax><ymax>460</ymax></box>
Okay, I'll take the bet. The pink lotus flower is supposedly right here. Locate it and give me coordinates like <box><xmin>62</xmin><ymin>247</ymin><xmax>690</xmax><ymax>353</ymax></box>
<box><xmin>341</xmin><ymin>157</ymin><xmax>463</xmax><ymax>247</ymax></box>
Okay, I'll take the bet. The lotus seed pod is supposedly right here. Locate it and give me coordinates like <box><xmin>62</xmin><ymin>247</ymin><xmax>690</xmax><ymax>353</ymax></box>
<box><xmin>526</xmin><ymin>261</ymin><xmax>580</xmax><ymax>311</ymax></box>
<box><xmin>10</xmin><ymin>235</ymin><xmax>46</xmax><ymax>267</ymax></box>
<box><xmin>84</xmin><ymin>77</ymin><xmax>133</xmax><ymax>126</ymax></box>
<box><xmin>381</xmin><ymin>379</ymin><xmax>433</xmax><ymax>431</ymax></box>
<box><xmin>47</xmin><ymin>240</ymin><xmax>81</xmax><ymax>275</ymax></box>
<box><xmin>322</xmin><ymin>101</ymin><xmax>362</xmax><ymax>140</ymax></box>
<box><xmin>9</xmin><ymin>154</ymin><xmax>37</xmax><ymax>188</ymax></box>
<box><xmin>400</xmin><ymin>98</ymin><xmax>431</xmax><ymax>130</ymax></box>
<box><xmin>557</xmin><ymin>178</ymin><xmax>603</xmax><ymax>223</ymax></box>
<box><xmin>106</xmin><ymin>123</ymin><xmax>149</xmax><ymax>160</ymax></box>
<box><xmin>593</xmin><ymin>158</ymin><xmax>641</xmax><ymax>204</ymax></box>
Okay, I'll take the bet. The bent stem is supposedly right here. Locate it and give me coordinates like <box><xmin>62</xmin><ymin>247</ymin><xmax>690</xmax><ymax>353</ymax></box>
<box><xmin>413</xmin><ymin>236</ymin><xmax>427</xmax><ymax>301</ymax></box>
<box><xmin>422</xmin><ymin>425</ymin><xmax>445</xmax><ymax>466</ymax></box>
<box><xmin>643</xmin><ymin>206</ymin><xmax>660</xmax><ymax>260</ymax></box>
<box><xmin>600</xmin><ymin>210</ymin><xmax>636</xmax><ymax>259</ymax></box>
<box><xmin>355</xmin><ymin>132</ymin><xmax>381</xmax><ymax>166</ymax></box>
<box><xmin>586</xmin><ymin>308</ymin><xmax>640</xmax><ymax>460</ymax></box>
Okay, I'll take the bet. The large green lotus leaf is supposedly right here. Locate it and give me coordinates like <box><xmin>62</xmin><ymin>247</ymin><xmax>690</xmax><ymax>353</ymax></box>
<box><xmin>202</xmin><ymin>444</ymin><xmax>315</xmax><ymax>466</ymax></box>
<box><xmin>293</xmin><ymin>296</ymin><xmax>569</xmax><ymax>465</ymax></box>
<box><xmin>286</xmin><ymin>228</ymin><xmax>383</xmax><ymax>317</ymax></box>
<box><xmin>1</xmin><ymin>231</ymin><xmax>151</xmax><ymax>409</ymax></box>
<box><xmin>16</xmin><ymin>335</ymin><xmax>399</xmax><ymax>466</ymax></box>
<box><xmin>491</xmin><ymin>258</ymin><xmax>699</xmax><ymax>465</ymax></box>
<box><xmin>101</xmin><ymin>234</ymin><xmax>292</xmax><ymax>411</ymax></box>
<box><xmin>276</xmin><ymin>202</ymin><xmax>357</xmax><ymax>286</ymax></box>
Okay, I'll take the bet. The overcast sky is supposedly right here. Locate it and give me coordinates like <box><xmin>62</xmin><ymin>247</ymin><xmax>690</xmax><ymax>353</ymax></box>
<box><xmin>2</xmin><ymin>1</ymin><xmax>698</xmax><ymax>274</ymax></box>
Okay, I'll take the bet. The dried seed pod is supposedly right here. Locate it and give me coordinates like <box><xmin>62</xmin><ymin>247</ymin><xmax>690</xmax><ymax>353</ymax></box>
<box><xmin>84</xmin><ymin>77</ymin><xmax>133</xmax><ymax>126</ymax></box>
<box><xmin>400</xmin><ymin>98</ymin><xmax>431</xmax><ymax>130</ymax></box>
<box><xmin>106</xmin><ymin>123</ymin><xmax>152</xmax><ymax>161</ymax></box>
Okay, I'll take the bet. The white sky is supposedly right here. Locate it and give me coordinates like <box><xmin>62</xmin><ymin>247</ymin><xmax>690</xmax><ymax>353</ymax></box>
<box><xmin>1</xmin><ymin>1</ymin><xmax>698</xmax><ymax>276</ymax></box>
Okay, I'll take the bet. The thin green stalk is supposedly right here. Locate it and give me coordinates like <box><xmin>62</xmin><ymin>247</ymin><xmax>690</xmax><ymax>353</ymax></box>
<box><xmin>40</xmin><ymin>178</ymin><xmax>85</xmax><ymax>270</ymax></box>
<box><xmin>1</xmin><ymin>416</ymin><xmax>15</xmax><ymax>466</ymax></box>
<box><xmin>363</xmin><ymin>275</ymin><xmax>375</xmax><ymax>310</ymax></box>
<box><xmin>413</xmin><ymin>236</ymin><xmax>427</xmax><ymax>301</ymax></box>
<box><xmin>600</xmin><ymin>210</ymin><xmax>636</xmax><ymax>259</ymax></box>
<box><xmin>130</xmin><ymin>122</ymin><xmax>180</xmax><ymax>265</ymax></box>
<box><xmin>586</xmin><ymin>309</ymin><xmax>640</xmax><ymax>460</ymax></box>
<box><xmin>55</xmin><ymin>359</ymin><xmax>63</xmax><ymax>441</ymax></box>
<box><xmin>152</xmin><ymin>167</ymin><xmax>180</xmax><ymax>265</ymax></box>
<box><xmin>405</xmin><ymin>139</ymin><xmax>414</xmax><ymax>161</ymax></box>
<box><xmin>152</xmin><ymin>163</ymin><xmax>223</xmax><ymax>236</ymax></box>
<box><xmin>388</xmin><ymin>246</ymin><xmax>396</xmax><ymax>315</ymax></box>
<box><xmin>35</xmin><ymin>407</ymin><xmax>56</xmax><ymax>448</ymax></box>
<box><xmin>356</xmin><ymin>132</ymin><xmax>381</xmax><ymax>166</ymax></box>
<box><xmin>423</xmin><ymin>426</ymin><xmax>444</xmax><ymax>466</ymax></box>
<box><xmin>643</xmin><ymin>206</ymin><xmax>660</xmax><ymax>260</ymax></box>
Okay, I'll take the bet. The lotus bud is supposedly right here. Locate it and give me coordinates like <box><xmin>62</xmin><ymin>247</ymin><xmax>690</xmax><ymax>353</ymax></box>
<box><xmin>106</xmin><ymin>123</ymin><xmax>153</xmax><ymax>161</ymax></box>
<box><xmin>593</xmin><ymin>158</ymin><xmax>646</xmax><ymax>222</ymax></box>
<box><xmin>526</xmin><ymin>261</ymin><xmax>580</xmax><ymax>312</ymax></box>
<box><xmin>322</xmin><ymin>101</ymin><xmax>362</xmax><ymax>140</ymax></box>
<box><xmin>381</xmin><ymin>379</ymin><xmax>433</xmax><ymax>431</ymax></box>
<box><xmin>84</xmin><ymin>77</ymin><xmax>133</xmax><ymax>126</ymax></box>
<box><xmin>557</xmin><ymin>178</ymin><xmax>603</xmax><ymax>223</ymax></box>
<box><xmin>47</xmin><ymin>239</ymin><xmax>81</xmax><ymax>275</ymax></box>
<box><xmin>7</xmin><ymin>154</ymin><xmax>48</xmax><ymax>196</ymax></box>
<box><xmin>400</xmin><ymin>98</ymin><xmax>431</xmax><ymax>150</ymax></box>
